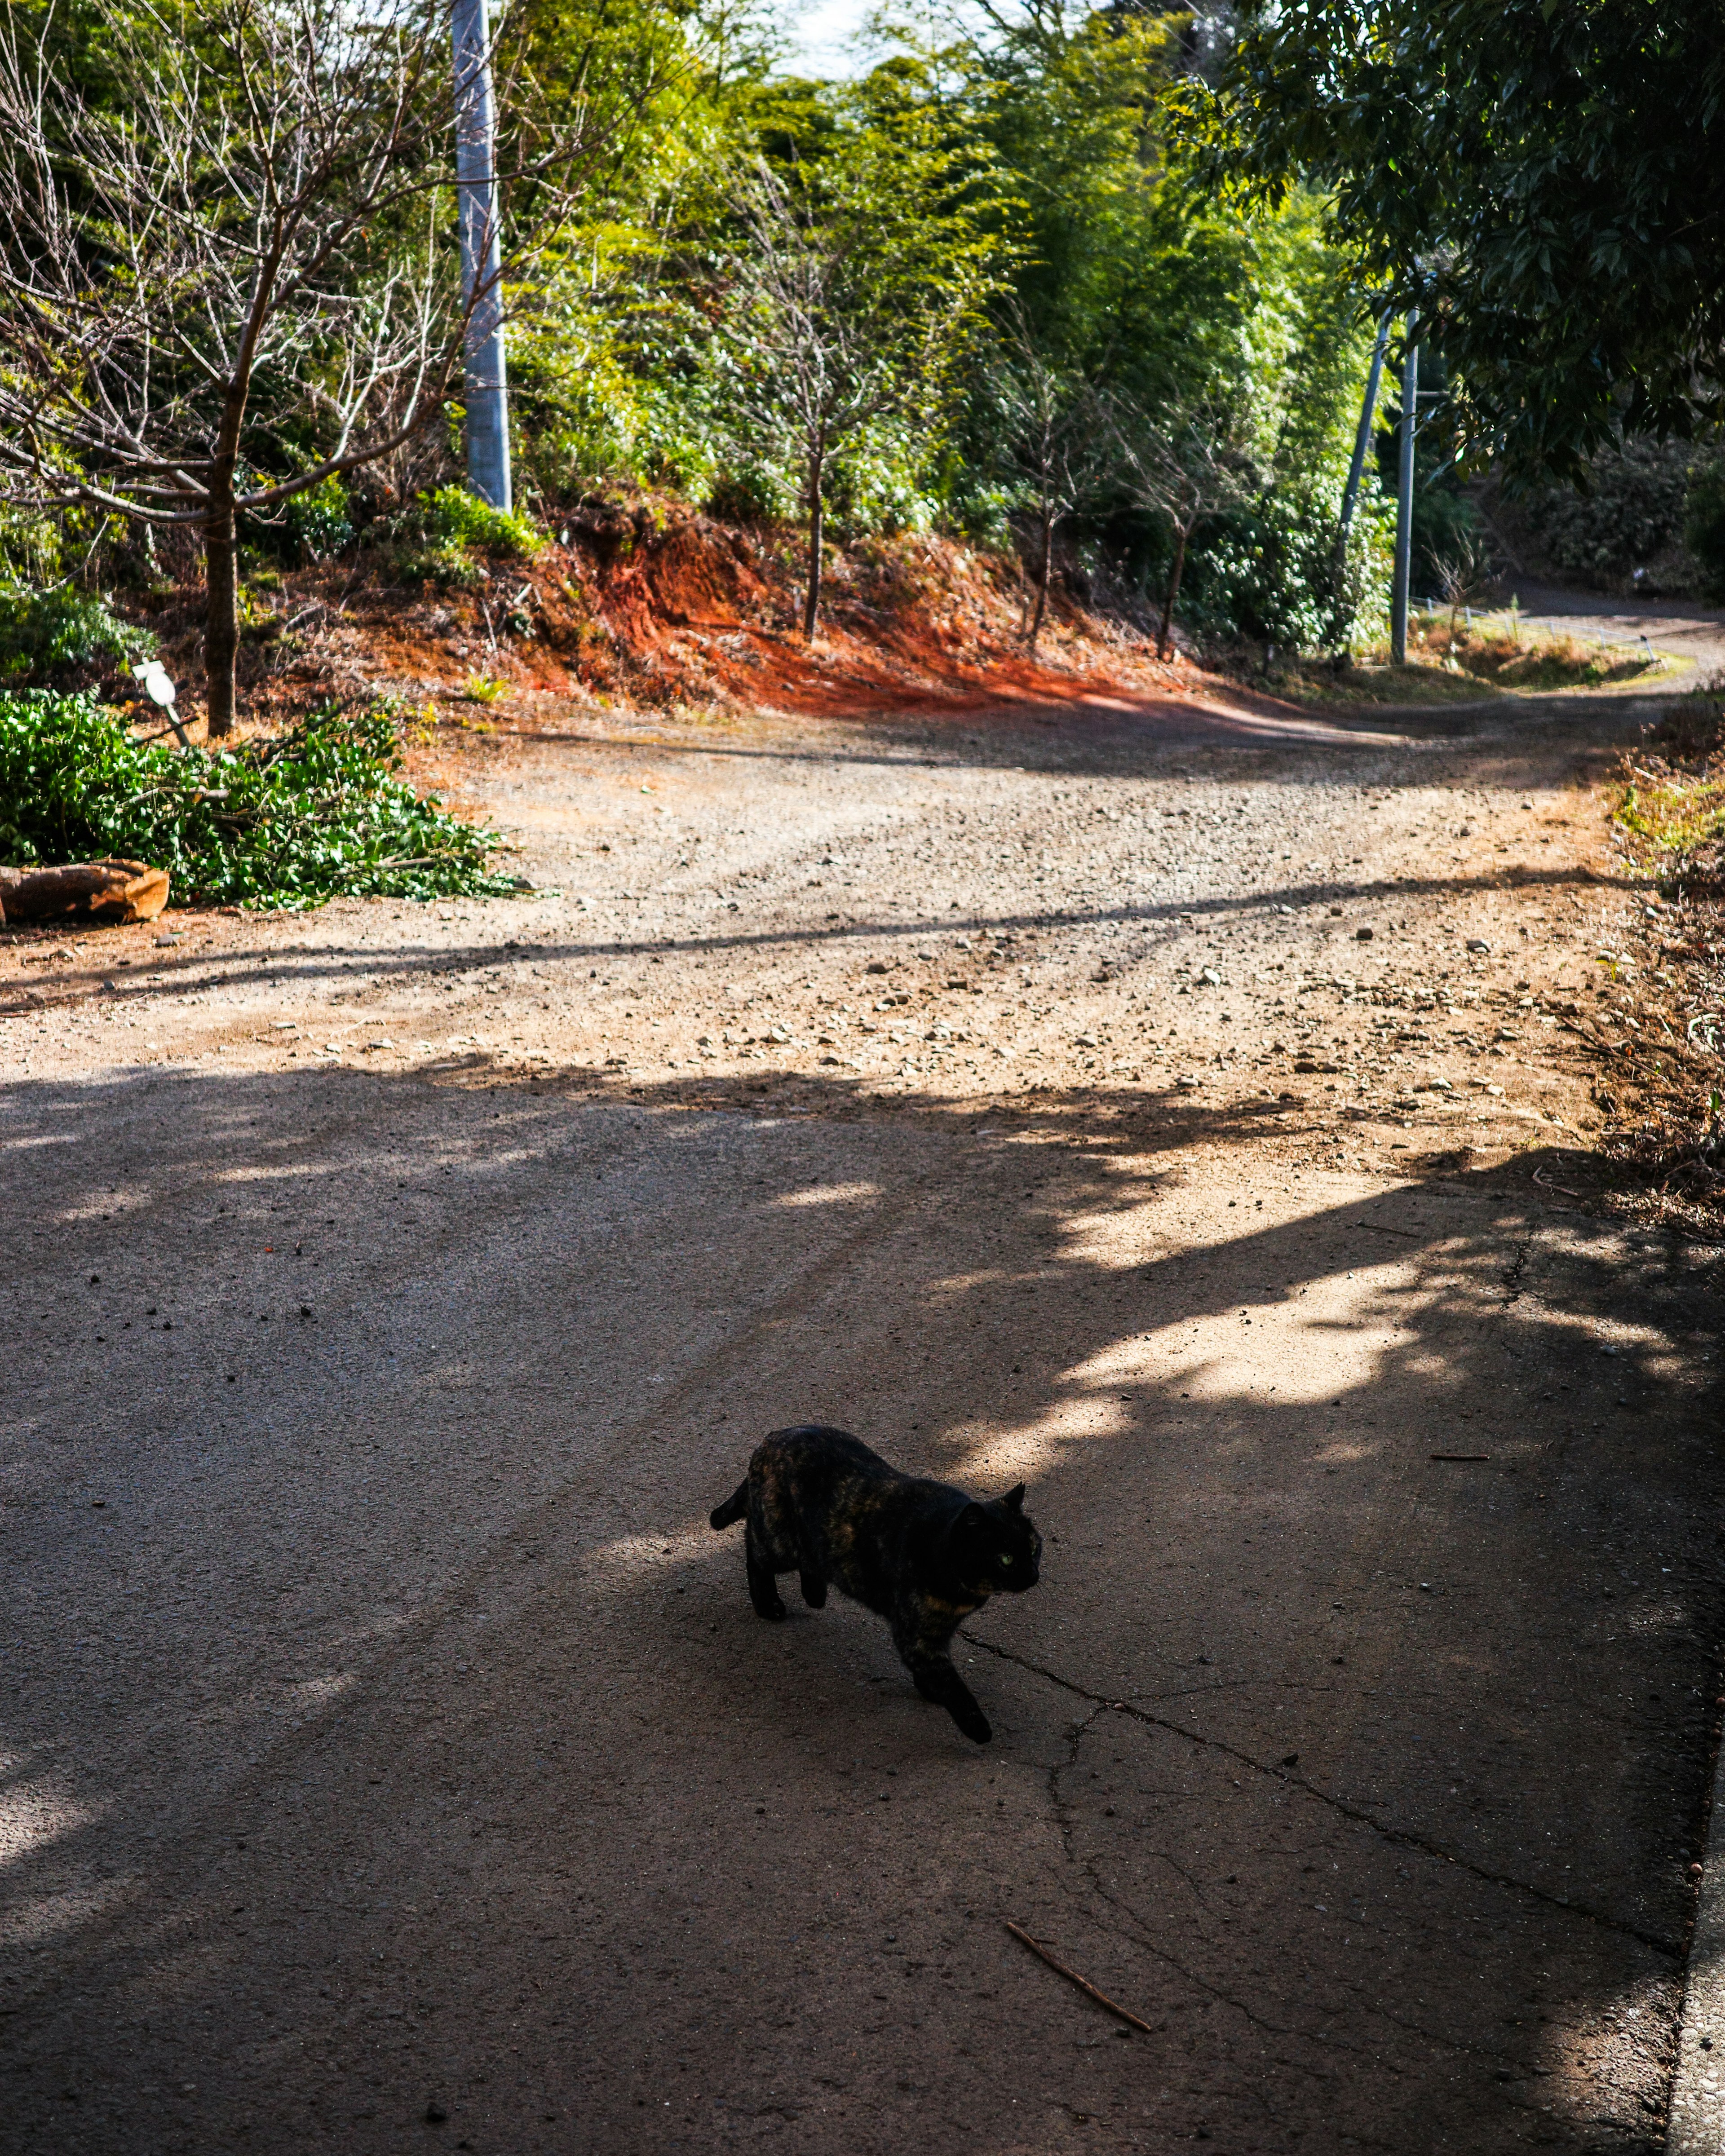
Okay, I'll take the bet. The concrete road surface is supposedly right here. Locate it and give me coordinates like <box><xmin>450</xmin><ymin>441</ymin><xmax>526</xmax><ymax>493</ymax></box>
<box><xmin>3</xmin><ymin>686</ymin><xmax>1721</xmax><ymax>2155</ymax></box>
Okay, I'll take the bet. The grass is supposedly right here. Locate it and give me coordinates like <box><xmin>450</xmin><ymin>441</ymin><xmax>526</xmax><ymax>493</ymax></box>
<box><xmin>1417</xmin><ymin>614</ymin><xmax>1669</xmax><ymax>690</ymax></box>
<box><xmin>0</xmin><ymin>692</ymin><xmax>517</xmax><ymax>910</ymax></box>
<box><xmin>1259</xmin><ymin>611</ymin><xmax>1675</xmax><ymax>710</ymax></box>
<box><xmin>1611</xmin><ymin>700</ymin><xmax>1725</xmax><ymax>889</ymax></box>
<box><xmin>1614</xmin><ymin>771</ymin><xmax>1725</xmax><ymax>862</ymax></box>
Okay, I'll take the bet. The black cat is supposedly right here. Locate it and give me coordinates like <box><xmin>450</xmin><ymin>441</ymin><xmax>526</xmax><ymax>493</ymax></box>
<box><xmin>709</xmin><ymin>1424</ymin><xmax>1042</xmax><ymax>1744</ymax></box>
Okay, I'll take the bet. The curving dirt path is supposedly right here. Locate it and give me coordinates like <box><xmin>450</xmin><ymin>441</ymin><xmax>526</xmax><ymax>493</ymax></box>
<box><xmin>2</xmin><ymin>679</ymin><xmax>1721</xmax><ymax>2155</ymax></box>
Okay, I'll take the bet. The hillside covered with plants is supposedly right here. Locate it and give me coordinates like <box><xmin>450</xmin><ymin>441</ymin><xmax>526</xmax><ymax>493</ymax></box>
<box><xmin>0</xmin><ymin>0</ymin><xmax>1393</xmax><ymax>722</ymax></box>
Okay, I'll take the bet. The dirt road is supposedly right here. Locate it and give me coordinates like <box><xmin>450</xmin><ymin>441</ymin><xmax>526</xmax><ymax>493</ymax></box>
<box><xmin>3</xmin><ymin>676</ymin><xmax>1721</xmax><ymax>2154</ymax></box>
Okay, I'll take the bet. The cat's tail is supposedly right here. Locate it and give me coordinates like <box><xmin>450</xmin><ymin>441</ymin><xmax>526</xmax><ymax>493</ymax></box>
<box><xmin>709</xmin><ymin>1479</ymin><xmax>749</xmax><ymax>1531</ymax></box>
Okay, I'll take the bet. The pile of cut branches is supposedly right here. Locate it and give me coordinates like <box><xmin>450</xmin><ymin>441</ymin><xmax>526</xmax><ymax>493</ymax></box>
<box><xmin>0</xmin><ymin>694</ymin><xmax>513</xmax><ymax>910</ymax></box>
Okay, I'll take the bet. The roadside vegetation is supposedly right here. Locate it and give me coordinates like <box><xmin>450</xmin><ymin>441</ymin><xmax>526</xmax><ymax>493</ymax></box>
<box><xmin>0</xmin><ymin>0</ymin><xmax>1395</xmax><ymax>717</ymax></box>
<box><xmin>0</xmin><ymin>694</ymin><xmax>511</xmax><ymax>909</ymax></box>
<box><xmin>1251</xmin><ymin>610</ymin><xmax>1674</xmax><ymax>710</ymax></box>
<box><xmin>1</xmin><ymin>0</ymin><xmax>1721</xmax><ymax>914</ymax></box>
<box><xmin>1584</xmin><ymin>697</ymin><xmax>1725</xmax><ymax>1237</ymax></box>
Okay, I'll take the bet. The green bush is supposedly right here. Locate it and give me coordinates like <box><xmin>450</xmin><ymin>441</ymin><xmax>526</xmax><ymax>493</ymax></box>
<box><xmin>284</xmin><ymin>475</ymin><xmax>357</xmax><ymax>562</ymax></box>
<box><xmin>0</xmin><ymin>693</ymin><xmax>514</xmax><ymax>908</ymax></box>
<box><xmin>389</xmin><ymin>540</ymin><xmax>485</xmax><ymax>590</ymax></box>
<box><xmin>703</xmin><ymin>467</ymin><xmax>785</xmax><ymax>525</ymax></box>
<box><xmin>1525</xmin><ymin>439</ymin><xmax>1694</xmax><ymax>580</ymax></box>
<box><xmin>0</xmin><ymin>583</ymin><xmax>155</xmax><ymax>685</ymax></box>
<box><xmin>425</xmin><ymin>485</ymin><xmax>543</xmax><ymax>558</ymax></box>
<box><xmin>1683</xmin><ymin>460</ymin><xmax>1725</xmax><ymax>601</ymax></box>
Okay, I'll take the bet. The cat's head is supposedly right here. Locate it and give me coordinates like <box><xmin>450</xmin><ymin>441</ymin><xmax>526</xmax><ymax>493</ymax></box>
<box><xmin>951</xmin><ymin>1483</ymin><xmax>1041</xmax><ymax>1594</ymax></box>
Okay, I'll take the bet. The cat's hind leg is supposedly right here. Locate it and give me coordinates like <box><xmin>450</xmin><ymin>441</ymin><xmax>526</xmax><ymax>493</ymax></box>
<box><xmin>745</xmin><ymin>1519</ymin><xmax>787</xmax><ymax>1621</ymax></box>
<box><xmin>798</xmin><ymin>1568</ymin><xmax>827</xmax><ymax>1609</ymax></box>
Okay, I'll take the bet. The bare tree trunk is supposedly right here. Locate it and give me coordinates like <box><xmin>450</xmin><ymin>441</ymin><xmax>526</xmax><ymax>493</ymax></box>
<box><xmin>1158</xmin><ymin>525</ymin><xmax>1189</xmax><ymax>661</ymax></box>
<box><xmin>1028</xmin><ymin>497</ymin><xmax>1055</xmax><ymax>655</ymax></box>
<box><xmin>802</xmin><ymin>448</ymin><xmax>825</xmax><ymax>641</ymax></box>
<box><xmin>204</xmin><ymin>481</ymin><xmax>239</xmax><ymax>738</ymax></box>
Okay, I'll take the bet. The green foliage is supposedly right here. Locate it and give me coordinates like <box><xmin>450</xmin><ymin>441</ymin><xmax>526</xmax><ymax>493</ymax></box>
<box><xmin>707</xmin><ymin>79</ymin><xmax>1014</xmax><ymax>627</ymax></box>
<box><xmin>1683</xmin><ymin>463</ymin><xmax>1725</xmax><ymax>602</ymax></box>
<box><xmin>1522</xmin><ymin>439</ymin><xmax>1693</xmax><ymax>583</ymax></box>
<box><xmin>0</xmin><ymin>694</ymin><xmax>512</xmax><ymax>907</ymax></box>
<box><xmin>1199</xmin><ymin>0</ymin><xmax>1725</xmax><ymax>477</ymax></box>
<box><xmin>4</xmin><ymin>0</ymin><xmax>1391</xmax><ymax>663</ymax></box>
<box><xmin>0</xmin><ymin>583</ymin><xmax>155</xmax><ymax>685</ymax></box>
<box><xmin>283</xmin><ymin>476</ymin><xmax>356</xmax><ymax>563</ymax></box>
<box><xmin>379</xmin><ymin>487</ymin><xmax>543</xmax><ymax>588</ymax></box>
<box><xmin>389</xmin><ymin>541</ymin><xmax>484</xmax><ymax>591</ymax></box>
<box><xmin>425</xmin><ymin>486</ymin><xmax>543</xmax><ymax>559</ymax></box>
<box><xmin>0</xmin><ymin>506</ymin><xmax>64</xmax><ymax>585</ymax></box>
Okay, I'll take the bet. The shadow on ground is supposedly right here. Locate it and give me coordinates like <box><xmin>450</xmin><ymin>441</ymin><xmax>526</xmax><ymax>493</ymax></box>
<box><xmin>2</xmin><ymin>1058</ymin><xmax>1719</xmax><ymax>2153</ymax></box>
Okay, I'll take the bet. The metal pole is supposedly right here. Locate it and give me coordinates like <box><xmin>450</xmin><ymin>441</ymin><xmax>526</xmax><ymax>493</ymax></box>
<box><xmin>453</xmin><ymin>0</ymin><xmax>511</xmax><ymax>511</ymax></box>
<box><xmin>1390</xmin><ymin>318</ymin><xmax>1417</xmax><ymax>664</ymax></box>
<box><xmin>1337</xmin><ymin>311</ymin><xmax>1390</xmax><ymax>544</ymax></box>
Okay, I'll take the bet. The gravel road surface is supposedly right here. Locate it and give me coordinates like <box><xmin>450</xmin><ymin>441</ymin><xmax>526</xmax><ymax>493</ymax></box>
<box><xmin>3</xmin><ymin>679</ymin><xmax>1721</xmax><ymax>2154</ymax></box>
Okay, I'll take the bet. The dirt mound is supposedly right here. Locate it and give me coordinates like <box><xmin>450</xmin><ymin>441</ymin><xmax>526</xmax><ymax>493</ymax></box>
<box><xmin>133</xmin><ymin>507</ymin><xmax>1190</xmax><ymax>727</ymax></box>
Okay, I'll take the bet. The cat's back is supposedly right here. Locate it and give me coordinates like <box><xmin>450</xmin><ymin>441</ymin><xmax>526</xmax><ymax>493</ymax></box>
<box><xmin>753</xmin><ymin>1423</ymin><xmax>897</xmax><ymax>1500</ymax></box>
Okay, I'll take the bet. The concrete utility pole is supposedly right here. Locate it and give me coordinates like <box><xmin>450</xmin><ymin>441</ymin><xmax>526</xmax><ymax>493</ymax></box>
<box><xmin>1390</xmin><ymin>317</ymin><xmax>1417</xmax><ymax>664</ymax></box>
<box><xmin>452</xmin><ymin>0</ymin><xmax>511</xmax><ymax>511</ymax></box>
<box><xmin>1337</xmin><ymin>311</ymin><xmax>1391</xmax><ymax>548</ymax></box>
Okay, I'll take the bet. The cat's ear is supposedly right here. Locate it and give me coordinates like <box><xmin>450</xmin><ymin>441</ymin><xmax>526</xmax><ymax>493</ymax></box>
<box><xmin>1003</xmin><ymin>1483</ymin><xmax>1026</xmax><ymax>1513</ymax></box>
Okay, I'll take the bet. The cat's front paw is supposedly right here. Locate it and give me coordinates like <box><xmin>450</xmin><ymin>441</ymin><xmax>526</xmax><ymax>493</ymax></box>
<box><xmin>752</xmin><ymin>1594</ymin><xmax>788</xmax><ymax>1621</ymax></box>
<box><xmin>951</xmin><ymin>1702</ymin><xmax>992</xmax><ymax>1744</ymax></box>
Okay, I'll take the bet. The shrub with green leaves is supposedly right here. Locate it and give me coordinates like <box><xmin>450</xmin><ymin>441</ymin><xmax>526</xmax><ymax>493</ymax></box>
<box><xmin>425</xmin><ymin>486</ymin><xmax>543</xmax><ymax>559</ymax></box>
<box><xmin>382</xmin><ymin>486</ymin><xmax>543</xmax><ymax>588</ymax></box>
<box><xmin>284</xmin><ymin>475</ymin><xmax>357</xmax><ymax>562</ymax></box>
<box><xmin>0</xmin><ymin>693</ymin><xmax>514</xmax><ymax>908</ymax></box>
<box><xmin>0</xmin><ymin>583</ymin><xmax>155</xmax><ymax>685</ymax></box>
<box><xmin>1525</xmin><ymin>439</ymin><xmax>1695</xmax><ymax>582</ymax></box>
<box><xmin>1683</xmin><ymin>461</ymin><xmax>1725</xmax><ymax>601</ymax></box>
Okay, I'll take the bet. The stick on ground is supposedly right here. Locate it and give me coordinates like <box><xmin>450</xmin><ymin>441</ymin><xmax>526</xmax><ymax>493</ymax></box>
<box><xmin>1004</xmin><ymin>1920</ymin><xmax>1158</xmax><ymax>2035</ymax></box>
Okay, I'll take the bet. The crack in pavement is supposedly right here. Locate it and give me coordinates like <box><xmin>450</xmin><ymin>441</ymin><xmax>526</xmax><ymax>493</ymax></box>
<box><xmin>1042</xmin><ymin>1706</ymin><xmax>1334</xmax><ymax>2057</ymax></box>
<box><xmin>964</xmin><ymin>1631</ymin><xmax>1681</xmax><ymax>1959</ymax></box>
<box><xmin>1050</xmin><ymin>1720</ymin><xmax>1539</xmax><ymax>2076</ymax></box>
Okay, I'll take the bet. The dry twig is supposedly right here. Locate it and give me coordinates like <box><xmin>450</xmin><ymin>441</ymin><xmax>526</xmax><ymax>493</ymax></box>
<box><xmin>1004</xmin><ymin>1921</ymin><xmax>1158</xmax><ymax>2036</ymax></box>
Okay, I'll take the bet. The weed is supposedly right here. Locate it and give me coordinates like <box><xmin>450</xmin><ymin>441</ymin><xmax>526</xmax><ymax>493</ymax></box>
<box><xmin>1614</xmin><ymin>773</ymin><xmax>1725</xmax><ymax>862</ymax></box>
<box><xmin>391</xmin><ymin>540</ymin><xmax>484</xmax><ymax>591</ymax></box>
<box><xmin>1417</xmin><ymin>615</ymin><xmax>1664</xmax><ymax>689</ymax></box>
<box><xmin>463</xmin><ymin>674</ymin><xmax>511</xmax><ymax>705</ymax></box>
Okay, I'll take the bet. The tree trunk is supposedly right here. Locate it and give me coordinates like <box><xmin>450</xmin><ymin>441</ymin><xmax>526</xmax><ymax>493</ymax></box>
<box><xmin>204</xmin><ymin>486</ymin><xmax>239</xmax><ymax>738</ymax></box>
<box><xmin>1158</xmin><ymin>526</ymin><xmax>1189</xmax><ymax>661</ymax></box>
<box><xmin>802</xmin><ymin>451</ymin><xmax>824</xmax><ymax>641</ymax></box>
<box><xmin>1028</xmin><ymin>499</ymin><xmax>1055</xmax><ymax>655</ymax></box>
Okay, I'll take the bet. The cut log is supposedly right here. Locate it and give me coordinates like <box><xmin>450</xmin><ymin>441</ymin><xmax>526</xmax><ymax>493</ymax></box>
<box><xmin>0</xmin><ymin>859</ymin><xmax>170</xmax><ymax>927</ymax></box>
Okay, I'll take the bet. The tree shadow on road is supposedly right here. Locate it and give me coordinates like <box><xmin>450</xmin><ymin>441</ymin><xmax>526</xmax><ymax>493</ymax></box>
<box><xmin>0</xmin><ymin>1057</ymin><xmax>1717</xmax><ymax>2154</ymax></box>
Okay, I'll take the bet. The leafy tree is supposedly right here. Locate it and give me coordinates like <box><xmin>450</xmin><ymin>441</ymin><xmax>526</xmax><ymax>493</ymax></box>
<box><xmin>989</xmin><ymin>306</ymin><xmax>1097</xmax><ymax>652</ymax></box>
<box><xmin>1097</xmin><ymin>383</ymin><xmax>1267</xmax><ymax>657</ymax></box>
<box><xmin>1196</xmin><ymin>0</ymin><xmax>1725</xmax><ymax>477</ymax></box>
<box><xmin>960</xmin><ymin>4</ymin><xmax>1387</xmax><ymax>652</ymax></box>
<box><xmin>0</xmin><ymin>0</ymin><xmax>648</xmax><ymax>733</ymax></box>
<box><xmin>711</xmin><ymin>95</ymin><xmax>1008</xmax><ymax>636</ymax></box>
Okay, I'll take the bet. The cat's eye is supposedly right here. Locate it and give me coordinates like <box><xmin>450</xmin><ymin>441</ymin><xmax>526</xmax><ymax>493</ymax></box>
<box><xmin>1000</xmin><ymin>1555</ymin><xmax>1013</xmax><ymax>1566</ymax></box>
